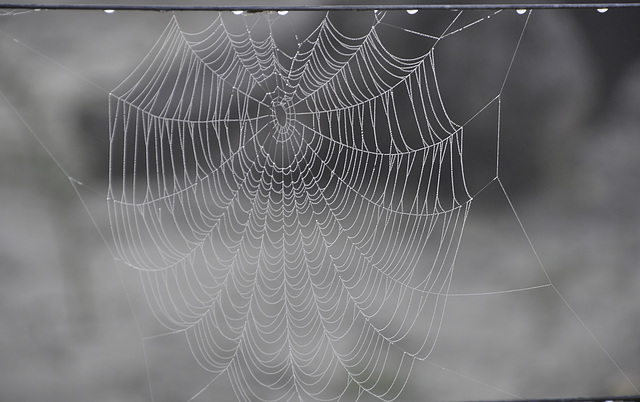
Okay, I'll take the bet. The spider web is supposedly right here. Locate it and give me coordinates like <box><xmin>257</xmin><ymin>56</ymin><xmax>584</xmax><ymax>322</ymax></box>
<box><xmin>107</xmin><ymin>10</ymin><xmax>518</xmax><ymax>402</ymax></box>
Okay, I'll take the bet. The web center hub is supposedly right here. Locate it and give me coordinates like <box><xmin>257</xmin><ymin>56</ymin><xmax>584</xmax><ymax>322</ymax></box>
<box><xmin>271</xmin><ymin>99</ymin><xmax>293</xmax><ymax>131</ymax></box>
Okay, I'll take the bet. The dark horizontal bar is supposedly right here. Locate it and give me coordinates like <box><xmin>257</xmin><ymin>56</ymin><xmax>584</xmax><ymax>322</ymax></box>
<box><xmin>0</xmin><ymin>3</ymin><xmax>640</xmax><ymax>11</ymax></box>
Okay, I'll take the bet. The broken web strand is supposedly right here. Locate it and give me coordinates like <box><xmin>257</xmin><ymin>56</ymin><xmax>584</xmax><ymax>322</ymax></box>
<box><xmin>495</xmin><ymin>10</ymin><xmax>639</xmax><ymax>396</ymax></box>
<box><xmin>494</xmin><ymin>12</ymin><xmax>639</xmax><ymax>387</ymax></box>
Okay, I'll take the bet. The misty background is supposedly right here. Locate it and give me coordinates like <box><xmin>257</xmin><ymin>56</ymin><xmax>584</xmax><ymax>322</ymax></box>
<box><xmin>0</xmin><ymin>3</ymin><xmax>639</xmax><ymax>402</ymax></box>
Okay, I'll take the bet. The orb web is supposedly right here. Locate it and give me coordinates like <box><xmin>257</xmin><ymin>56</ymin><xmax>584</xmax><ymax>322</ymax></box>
<box><xmin>107</xmin><ymin>10</ymin><xmax>487</xmax><ymax>401</ymax></box>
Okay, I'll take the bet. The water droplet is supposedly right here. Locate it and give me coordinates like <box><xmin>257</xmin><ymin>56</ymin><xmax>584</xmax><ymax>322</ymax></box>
<box><xmin>277</xmin><ymin>10</ymin><xmax>288</xmax><ymax>15</ymax></box>
<box><xmin>516</xmin><ymin>9</ymin><xmax>527</xmax><ymax>15</ymax></box>
<box><xmin>104</xmin><ymin>9</ymin><xmax>115</xmax><ymax>14</ymax></box>
<box><xmin>597</xmin><ymin>8</ymin><xmax>608</xmax><ymax>13</ymax></box>
<box><xmin>406</xmin><ymin>9</ymin><xmax>418</xmax><ymax>15</ymax></box>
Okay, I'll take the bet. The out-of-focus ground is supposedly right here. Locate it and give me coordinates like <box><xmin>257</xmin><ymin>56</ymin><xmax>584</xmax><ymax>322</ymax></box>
<box><xmin>0</xmin><ymin>5</ymin><xmax>639</xmax><ymax>402</ymax></box>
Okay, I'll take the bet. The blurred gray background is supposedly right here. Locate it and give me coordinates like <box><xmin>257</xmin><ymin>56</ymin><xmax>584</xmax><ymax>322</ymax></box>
<box><xmin>0</xmin><ymin>2</ymin><xmax>639</xmax><ymax>401</ymax></box>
